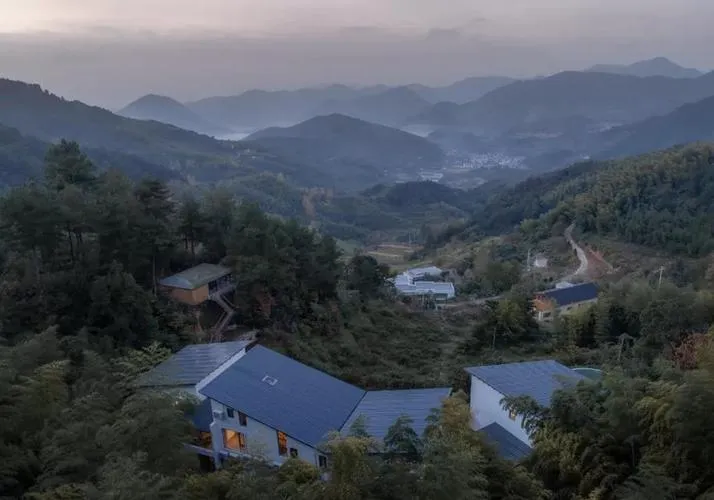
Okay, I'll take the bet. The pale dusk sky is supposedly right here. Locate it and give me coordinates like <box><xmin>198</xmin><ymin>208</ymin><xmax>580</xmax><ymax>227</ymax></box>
<box><xmin>1</xmin><ymin>0</ymin><xmax>712</xmax><ymax>107</ymax></box>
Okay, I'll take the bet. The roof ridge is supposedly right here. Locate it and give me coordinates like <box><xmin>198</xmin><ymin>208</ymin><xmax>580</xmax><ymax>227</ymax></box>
<box><xmin>338</xmin><ymin>390</ymin><xmax>370</xmax><ymax>433</ymax></box>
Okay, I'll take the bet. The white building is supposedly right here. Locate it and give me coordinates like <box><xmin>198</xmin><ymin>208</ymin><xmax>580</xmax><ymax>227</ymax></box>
<box><xmin>141</xmin><ymin>343</ymin><xmax>450</xmax><ymax>469</ymax></box>
<box><xmin>465</xmin><ymin>360</ymin><xmax>587</xmax><ymax>459</ymax></box>
<box><xmin>392</xmin><ymin>266</ymin><xmax>456</xmax><ymax>301</ymax></box>
<box><xmin>135</xmin><ymin>340</ymin><xmax>253</xmax><ymax>461</ymax></box>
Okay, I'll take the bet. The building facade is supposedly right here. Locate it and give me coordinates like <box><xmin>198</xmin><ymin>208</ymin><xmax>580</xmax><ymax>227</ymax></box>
<box><xmin>137</xmin><ymin>343</ymin><xmax>451</xmax><ymax>468</ymax></box>
<box><xmin>533</xmin><ymin>282</ymin><xmax>598</xmax><ymax>322</ymax></box>
<box><xmin>465</xmin><ymin>360</ymin><xmax>587</xmax><ymax>458</ymax></box>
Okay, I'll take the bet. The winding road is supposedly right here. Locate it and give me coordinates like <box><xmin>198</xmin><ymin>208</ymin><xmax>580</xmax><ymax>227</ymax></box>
<box><xmin>562</xmin><ymin>223</ymin><xmax>589</xmax><ymax>282</ymax></box>
<box><xmin>465</xmin><ymin>224</ymin><xmax>590</xmax><ymax>306</ymax></box>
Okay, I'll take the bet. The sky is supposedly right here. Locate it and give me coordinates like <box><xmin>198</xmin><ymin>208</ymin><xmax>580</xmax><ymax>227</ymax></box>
<box><xmin>2</xmin><ymin>0</ymin><xmax>713</xmax><ymax>108</ymax></box>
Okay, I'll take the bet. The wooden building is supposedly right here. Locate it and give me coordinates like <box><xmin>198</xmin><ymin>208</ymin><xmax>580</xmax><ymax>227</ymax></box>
<box><xmin>159</xmin><ymin>264</ymin><xmax>235</xmax><ymax>306</ymax></box>
<box><xmin>159</xmin><ymin>264</ymin><xmax>236</xmax><ymax>340</ymax></box>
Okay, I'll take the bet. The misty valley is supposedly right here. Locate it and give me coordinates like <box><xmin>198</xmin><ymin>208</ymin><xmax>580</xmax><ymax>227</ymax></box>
<box><xmin>5</xmin><ymin>34</ymin><xmax>714</xmax><ymax>500</ymax></box>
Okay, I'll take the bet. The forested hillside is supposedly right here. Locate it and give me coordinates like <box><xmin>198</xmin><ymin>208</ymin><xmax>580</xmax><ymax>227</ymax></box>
<box><xmin>600</xmin><ymin>95</ymin><xmax>714</xmax><ymax>157</ymax></box>
<box><xmin>245</xmin><ymin>114</ymin><xmax>445</xmax><ymax>191</ymax></box>
<box><xmin>4</xmin><ymin>140</ymin><xmax>714</xmax><ymax>499</ymax></box>
<box><xmin>446</xmin><ymin>144</ymin><xmax>714</xmax><ymax>256</ymax></box>
<box><xmin>0</xmin><ymin>124</ymin><xmax>179</xmax><ymax>187</ymax></box>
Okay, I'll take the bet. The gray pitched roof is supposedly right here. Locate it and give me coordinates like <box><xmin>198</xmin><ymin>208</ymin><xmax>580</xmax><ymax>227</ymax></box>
<box><xmin>137</xmin><ymin>340</ymin><xmax>250</xmax><ymax>387</ymax></box>
<box><xmin>540</xmin><ymin>282</ymin><xmax>598</xmax><ymax>307</ymax></box>
<box><xmin>465</xmin><ymin>360</ymin><xmax>586</xmax><ymax>407</ymax></box>
<box><xmin>200</xmin><ymin>346</ymin><xmax>366</xmax><ymax>447</ymax></box>
<box><xmin>159</xmin><ymin>263</ymin><xmax>232</xmax><ymax>290</ymax></box>
<box><xmin>341</xmin><ymin>388</ymin><xmax>451</xmax><ymax>440</ymax></box>
<box><xmin>479</xmin><ymin>422</ymin><xmax>532</xmax><ymax>461</ymax></box>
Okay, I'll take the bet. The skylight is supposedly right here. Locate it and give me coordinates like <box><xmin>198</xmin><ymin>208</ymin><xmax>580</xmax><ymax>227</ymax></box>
<box><xmin>262</xmin><ymin>375</ymin><xmax>278</xmax><ymax>386</ymax></box>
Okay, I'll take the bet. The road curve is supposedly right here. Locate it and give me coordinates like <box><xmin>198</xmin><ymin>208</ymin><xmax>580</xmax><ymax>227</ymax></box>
<box><xmin>563</xmin><ymin>223</ymin><xmax>588</xmax><ymax>281</ymax></box>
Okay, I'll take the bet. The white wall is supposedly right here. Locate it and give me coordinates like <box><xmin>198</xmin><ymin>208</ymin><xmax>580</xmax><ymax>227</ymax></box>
<box><xmin>469</xmin><ymin>376</ymin><xmax>531</xmax><ymax>446</ymax></box>
<box><xmin>208</xmin><ymin>399</ymin><xmax>324</xmax><ymax>467</ymax></box>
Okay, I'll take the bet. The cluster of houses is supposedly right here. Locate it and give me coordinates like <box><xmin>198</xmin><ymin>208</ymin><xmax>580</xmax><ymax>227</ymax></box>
<box><xmin>147</xmin><ymin>264</ymin><xmax>601</xmax><ymax>469</ymax></box>
<box><xmin>138</xmin><ymin>339</ymin><xmax>594</xmax><ymax>468</ymax></box>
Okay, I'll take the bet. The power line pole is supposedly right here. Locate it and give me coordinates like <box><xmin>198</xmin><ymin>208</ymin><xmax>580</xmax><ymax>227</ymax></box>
<box><xmin>658</xmin><ymin>266</ymin><xmax>665</xmax><ymax>289</ymax></box>
<box><xmin>526</xmin><ymin>248</ymin><xmax>532</xmax><ymax>272</ymax></box>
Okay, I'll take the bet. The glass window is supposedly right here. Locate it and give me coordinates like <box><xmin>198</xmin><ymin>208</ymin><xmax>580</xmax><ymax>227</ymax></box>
<box><xmin>223</xmin><ymin>429</ymin><xmax>246</xmax><ymax>451</ymax></box>
<box><xmin>277</xmin><ymin>431</ymin><xmax>288</xmax><ymax>456</ymax></box>
<box><xmin>318</xmin><ymin>455</ymin><xmax>328</xmax><ymax>469</ymax></box>
<box><xmin>289</xmin><ymin>448</ymin><xmax>298</xmax><ymax>458</ymax></box>
<box><xmin>226</xmin><ymin>407</ymin><xmax>235</xmax><ymax>418</ymax></box>
<box><xmin>238</xmin><ymin>412</ymin><xmax>248</xmax><ymax>426</ymax></box>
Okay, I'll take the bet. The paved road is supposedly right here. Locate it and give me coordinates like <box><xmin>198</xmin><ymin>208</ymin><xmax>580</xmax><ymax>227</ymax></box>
<box><xmin>562</xmin><ymin>223</ymin><xmax>589</xmax><ymax>281</ymax></box>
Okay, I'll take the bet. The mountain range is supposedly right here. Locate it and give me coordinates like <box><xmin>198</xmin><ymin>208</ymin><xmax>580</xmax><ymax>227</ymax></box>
<box><xmin>598</xmin><ymin>95</ymin><xmax>714</xmax><ymax>158</ymax></box>
<box><xmin>115</xmin><ymin>57</ymin><xmax>705</xmax><ymax>138</ymax></box>
<box><xmin>118</xmin><ymin>94</ymin><xmax>228</xmax><ymax>136</ymax></box>
<box><xmin>585</xmin><ymin>57</ymin><xmax>703</xmax><ymax>79</ymax></box>
<box><xmin>123</xmin><ymin>76</ymin><xmax>516</xmax><ymax>134</ymax></box>
<box><xmin>416</xmin><ymin>70</ymin><xmax>714</xmax><ymax>134</ymax></box>
<box><xmin>0</xmin><ymin>78</ymin><xmax>451</xmax><ymax>192</ymax></box>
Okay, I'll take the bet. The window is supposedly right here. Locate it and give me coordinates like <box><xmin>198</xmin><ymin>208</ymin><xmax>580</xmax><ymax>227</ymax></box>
<box><xmin>277</xmin><ymin>431</ymin><xmax>288</xmax><ymax>456</ymax></box>
<box><xmin>195</xmin><ymin>431</ymin><xmax>212</xmax><ymax>449</ymax></box>
<box><xmin>223</xmin><ymin>429</ymin><xmax>246</xmax><ymax>451</ymax></box>
<box><xmin>289</xmin><ymin>448</ymin><xmax>299</xmax><ymax>458</ymax></box>
<box><xmin>226</xmin><ymin>407</ymin><xmax>235</xmax><ymax>418</ymax></box>
<box><xmin>238</xmin><ymin>412</ymin><xmax>248</xmax><ymax>426</ymax></box>
<box><xmin>509</xmin><ymin>409</ymin><xmax>518</xmax><ymax>421</ymax></box>
<box><xmin>318</xmin><ymin>455</ymin><xmax>328</xmax><ymax>469</ymax></box>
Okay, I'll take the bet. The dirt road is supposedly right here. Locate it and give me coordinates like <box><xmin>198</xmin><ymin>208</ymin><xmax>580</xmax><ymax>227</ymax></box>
<box><xmin>562</xmin><ymin>223</ymin><xmax>589</xmax><ymax>281</ymax></box>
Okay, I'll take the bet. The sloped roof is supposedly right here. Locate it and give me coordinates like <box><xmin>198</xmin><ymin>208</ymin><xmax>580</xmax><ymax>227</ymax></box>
<box><xmin>465</xmin><ymin>360</ymin><xmax>586</xmax><ymax>407</ymax></box>
<box><xmin>407</xmin><ymin>266</ymin><xmax>444</xmax><ymax>278</ymax></box>
<box><xmin>341</xmin><ymin>388</ymin><xmax>451</xmax><ymax>440</ymax></box>
<box><xmin>540</xmin><ymin>282</ymin><xmax>598</xmax><ymax>307</ymax></box>
<box><xmin>479</xmin><ymin>422</ymin><xmax>532</xmax><ymax>461</ymax></box>
<box><xmin>159</xmin><ymin>263</ymin><xmax>232</xmax><ymax>290</ymax></box>
<box><xmin>137</xmin><ymin>340</ymin><xmax>250</xmax><ymax>387</ymax></box>
<box><xmin>395</xmin><ymin>281</ymin><xmax>456</xmax><ymax>298</ymax></box>
<box><xmin>200</xmin><ymin>346</ymin><xmax>366</xmax><ymax>447</ymax></box>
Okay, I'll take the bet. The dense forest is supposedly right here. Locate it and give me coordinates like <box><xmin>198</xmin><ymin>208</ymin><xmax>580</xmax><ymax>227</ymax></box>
<box><xmin>4</xmin><ymin>141</ymin><xmax>714</xmax><ymax>499</ymax></box>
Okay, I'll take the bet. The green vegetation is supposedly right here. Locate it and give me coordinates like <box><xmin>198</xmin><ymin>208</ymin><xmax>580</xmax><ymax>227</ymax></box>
<box><xmin>5</xmin><ymin>139</ymin><xmax>714</xmax><ymax>499</ymax></box>
<box><xmin>245</xmin><ymin>113</ymin><xmax>445</xmax><ymax>191</ymax></box>
<box><xmin>445</xmin><ymin>144</ymin><xmax>714</xmax><ymax>257</ymax></box>
<box><xmin>0</xmin><ymin>140</ymin><xmax>541</xmax><ymax>498</ymax></box>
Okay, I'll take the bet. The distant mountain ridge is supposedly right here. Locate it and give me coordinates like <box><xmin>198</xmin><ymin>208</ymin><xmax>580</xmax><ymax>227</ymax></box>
<box><xmin>598</xmin><ymin>95</ymin><xmax>714</xmax><ymax>158</ymax></box>
<box><xmin>118</xmin><ymin>94</ymin><xmax>227</xmax><ymax>135</ymax></box>
<box><xmin>586</xmin><ymin>57</ymin><xmax>703</xmax><ymax>79</ymax></box>
<box><xmin>414</xmin><ymin>70</ymin><xmax>714</xmax><ymax>133</ymax></box>
<box><xmin>407</xmin><ymin>76</ymin><xmax>516</xmax><ymax>104</ymax></box>
<box><xmin>185</xmin><ymin>77</ymin><xmax>516</xmax><ymax>132</ymax></box>
<box><xmin>245</xmin><ymin>113</ymin><xmax>445</xmax><ymax>190</ymax></box>
<box><xmin>317</xmin><ymin>87</ymin><xmax>431</xmax><ymax>126</ymax></box>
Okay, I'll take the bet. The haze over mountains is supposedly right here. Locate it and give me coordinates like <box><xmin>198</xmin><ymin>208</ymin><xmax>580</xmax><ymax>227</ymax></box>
<box><xmin>585</xmin><ymin>57</ymin><xmax>703</xmax><ymax>79</ymax></box>
<box><xmin>245</xmin><ymin>113</ymin><xmax>445</xmax><ymax>189</ymax></box>
<box><xmin>3</xmin><ymin>56</ymin><xmax>714</xmax><ymax>204</ymax></box>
